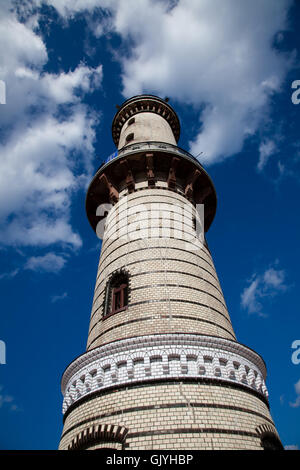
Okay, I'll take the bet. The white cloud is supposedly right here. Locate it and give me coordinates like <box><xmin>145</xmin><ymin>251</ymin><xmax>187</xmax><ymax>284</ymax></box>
<box><xmin>25</xmin><ymin>252</ymin><xmax>67</xmax><ymax>273</ymax></box>
<box><xmin>108</xmin><ymin>0</ymin><xmax>293</xmax><ymax>165</ymax></box>
<box><xmin>51</xmin><ymin>292</ymin><xmax>68</xmax><ymax>303</ymax></box>
<box><xmin>241</xmin><ymin>265</ymin><xmax>287</xmax><ymax>316</ymax></box>
<box><xmin>41</xmin><ymin>64</ymin><xmax>103</xmax><ymax>104</ymax></box>
<box><xmin>257</xmin><ymin>139</ymin><xmax>277</xmax><ymax>172</ymax></box>
<box><xmin>263</xmin><ymin>267</ymin><xmax>286</xmax><ymax>288</ymax></box>
<box><xmin>0</xmin><ymin>385</ymin><xmax>17</xmax><ymax>411</ymax></box>
<box><xmin>289</xmin><ymin>379</ymin><xmax>300</xmax><ymax>408</ymax></box>
<box><xmin>0</xmin><ymin>2</ymin><xmax>102</xmax><ymax>250</ymax></box>
<box><xmin>17</xmin><ymin>0</ymin><xmax>293</xmax><ymax>167</ymax></box>
<box><xmin>0</xmin><ymin>269</ymin><xmax>20</xmax><ymax>280</ymax></box>
<box><xmin>0</xmin><ymin>393</ymin><xmax>13</xmax><ymax>408</ymax></box>
<box><xmin>241</xmin><ymin>277</ymin><xmax>262</xmax><ymax>315</ymax></box>
<box><xmin>45</xmin><ymin>0</ymin><xmax>112</xmax><ymax>18</ymax></box>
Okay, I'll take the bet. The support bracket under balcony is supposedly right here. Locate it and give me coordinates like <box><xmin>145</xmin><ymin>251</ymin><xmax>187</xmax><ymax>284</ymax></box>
<box><xmin>184</xmin><ymin>169</ymin><xmax>201</xmax><ymax>201</ymax></box>
<box><xmin>120</xmin><ymin>158</ymin><xmax>135</xmax><ymax>193</ymax></box>
<box><xmin>99</xmin><ymin>173</ymin><xmax>119</xmax><ymax>204</ymax></box>
<box><xmin>167</xmin><ymin>157</ymin><xmax>180</xmax><ymax>189</ymax></box>
<box><xmin>145</xmin><ymin>153</ymin><xmax>155</xmax><ymax>187</ymax></box>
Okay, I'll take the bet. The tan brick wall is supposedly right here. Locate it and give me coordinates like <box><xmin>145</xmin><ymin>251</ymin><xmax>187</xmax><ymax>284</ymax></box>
<box><xmin>59</xmin><ymin>381</ymin><xmax>276</xmax><ymax>450</ymax></box>
<box><xmin>86</xmin><ymin>189</ymin><xmax>236</xmax><ymax>349</ymax></box>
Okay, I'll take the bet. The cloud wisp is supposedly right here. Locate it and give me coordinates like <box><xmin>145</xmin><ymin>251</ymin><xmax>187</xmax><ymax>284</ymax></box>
<box><xmin>241</xmin><ymin>266</ymin><xmax>288</xmax><ymax>317</ymax></box>
<box><xmin>51</xmin><ymin>292</ymin><xmax>68</xmax><ymax>303</ymax></box>
<box><xmin>0</xmin><ymin>385</ymin><xmax>19</xmax><ymax>412</ymax></box>
<box><xmin>289</xmin><ymin>379</ymin><xmax>300</xmax><ymax>408</ymax></box>
<box><xmin>257</xmin><ymin>139</ymin><xmax>278</xmax><ymax>172</ymax></box>
<box><xmin>24</xmin><ymin>253</ymin><xmax>67</xmax><ymax>273</ymax></box>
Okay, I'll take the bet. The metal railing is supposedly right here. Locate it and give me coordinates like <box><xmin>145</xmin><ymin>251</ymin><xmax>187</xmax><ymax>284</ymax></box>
<box><xmin>103</xmin><ymin>141</ymin><xmax>200</xmax><ymax>166</ymax></box>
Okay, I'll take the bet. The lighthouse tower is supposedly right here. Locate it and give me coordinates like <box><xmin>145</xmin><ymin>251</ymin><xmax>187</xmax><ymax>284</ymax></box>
<box><xmin>59</xmin><ymin>95</ymin><xmax>282</xmax><ymax>450</ymax></box>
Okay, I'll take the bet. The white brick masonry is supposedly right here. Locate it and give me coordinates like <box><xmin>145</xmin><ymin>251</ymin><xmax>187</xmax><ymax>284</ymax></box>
<box><xmin>62</xmin><ymin>334</ymin><xmax>268</xmax><ymax>414</ymax></box>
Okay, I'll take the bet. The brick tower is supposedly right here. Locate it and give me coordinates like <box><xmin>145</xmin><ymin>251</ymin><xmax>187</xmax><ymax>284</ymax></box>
<box><xmin>59</xmin><ymin>95</ymin><xmax>282</xmax><ymax>450</ymax></box>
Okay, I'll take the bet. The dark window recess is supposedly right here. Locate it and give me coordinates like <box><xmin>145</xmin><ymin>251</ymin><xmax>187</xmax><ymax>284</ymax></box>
<box><xmin>150</xmin><ymin>356</ymin><xmax>162</xmax><ymax>363</ymax></box>
<box><xmin>103</xmin><ymin>270</ymin><xmax>129</xmax><ymax>318</ymax></box>
<box><xmin>261</xmin><ymin>434</ymin><xmax>283</xmax><ymax>451</ymax></box>
<box><xmin>128</xmin><ymin>117</ymin><xmax>135</xmax><ymax>126</ymax></box>
<box><xmin>111</xmin><ymin>283</ymin><xmax>128</xmax><ymax>314</ymax></box>
<box><xmin>126</xmin><ymin>133</ymin><xmax>134</xmax><ymax>143</ymax></box>
<box><xmin>133</xmin><ymin>358</ymin><xmax>144</xmax><ymax>365</ymax></box>
<box><xmin>204</xmin><ymin>356</ymin><xmax>213</xmax><ymax>364</ymax></box>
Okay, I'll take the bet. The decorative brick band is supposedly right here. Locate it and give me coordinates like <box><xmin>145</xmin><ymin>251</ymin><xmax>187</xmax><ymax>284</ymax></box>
<box><xmin>68</xmin><ymin>424</ymin><xmax>128</xmax><ymax>450</ymax></box>
<box><xmin>255</xmin><ymin>424</ymin><xmax>283</xmax><ymax>450</ymax></box>
<box><xmin>61</xmin><ymin>334</ymin><xmax>268</xmax><ymax>415</ymax></box>
<box><xmin>62</xmin><ymin>377</ymin><xmax>270</xmax><ymax>424</ymax></box>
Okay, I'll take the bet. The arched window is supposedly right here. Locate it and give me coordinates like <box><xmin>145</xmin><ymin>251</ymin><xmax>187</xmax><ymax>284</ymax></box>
<box><xmin>256</xmin><ymin>426</ymin><xmax>284</xmax><ymax>451</ymax></box>
<box><xmin>126</xmin><ymin>132</ymin><xmax>134</xmax><ymax>143</ymax></box>
<box><xmin>261</xmin><ymin>433</ymin><xmax>283</xmax><ymax>451</ymax></box>
<box><xmin>103</xmin><ymin>269</ymin><xmax>130</xmax><ymax>318</ymax></box>
<box><xmin>68</xmin><ymin>425</ymin><xmax>128</xmax><ymax>450</ymax></box>
<box><xmin>128</xmin><ymin>117</ymin><xmax>135</xmax><ymax>126</ymax></box>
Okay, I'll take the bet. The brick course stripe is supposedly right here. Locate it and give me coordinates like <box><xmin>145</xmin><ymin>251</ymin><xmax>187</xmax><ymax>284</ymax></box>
<box><xmin>62</xmin><ymin>377</ymin><xmax>270</xmax><ymax>422</ymax></box>
<box><xmin>61</xmin><ymin>401</ymin><xmax>274</xmax><ymax>440</ymax></box>
<box><xmin>101</xmin><ymin>234</ymin><xmax>213</xmax><ymax>268</ymax></box>
<box><xmin>126</xmin><ymin>427</ymin><xmax>259</xmax><ymax>440</ymax></box>
<box><xmin>102</xmin><ymin>215</ymin><xmax>196</xmax><ymax>245</ymax></box>
<box><xmin>87</xmin><ymin>314</ymin><xmax>235</xmax><ymax>349</ymax></box>
<box><xmin>92</xmin><ymin>269</ymin><xmax>225</xmax><ymax>320</ymax></box>
<box><xmin>89</xmin><ymin>297</ymin><xmax>232</xmax><ymax>335</ymax></box>
<box><xmin>101</xmin><ymin>218</ymin><xmax>213</xmax><ymax>262</ymax></box>
<box><xmin>96</xmin><ymin>255</ymin><xmax>219</xmax><ymax>285</ymax></box>
<box><xmin>92</xmin><ymin>281</ymin><xmax>227</xmax><ymax>313</ymax></box>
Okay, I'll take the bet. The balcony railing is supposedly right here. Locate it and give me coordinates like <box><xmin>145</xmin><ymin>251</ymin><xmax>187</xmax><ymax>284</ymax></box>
<box><xmin>101</xmin><ymin>141</ymin><xmax>201</xmax><ymax>169</ymax></box>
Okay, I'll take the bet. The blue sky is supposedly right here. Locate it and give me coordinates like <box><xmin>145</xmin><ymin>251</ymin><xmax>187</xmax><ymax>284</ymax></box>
<box><xmin>0</xmin><ymin>0</ymin><xmax>300</xmax><ymax>450</ymax></box>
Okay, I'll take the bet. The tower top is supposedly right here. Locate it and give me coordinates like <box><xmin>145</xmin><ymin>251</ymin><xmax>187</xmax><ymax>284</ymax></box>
<box><xmin>112</xmin><ymin>94</ymin><xmax>180</xmax><ymax>147</ymax></box>
<box><xmin>86</xmin><ymin>94</ymin><xmax>217</xmax><ymax>234</ymax></box>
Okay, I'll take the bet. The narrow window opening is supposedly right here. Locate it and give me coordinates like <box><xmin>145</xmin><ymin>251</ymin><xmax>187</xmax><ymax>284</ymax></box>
<box><xmin>111</xmin><ymin>282</ymin><xmax>128</xmax><ymax>314</ymax></box>
<box><xmin>126</xmin><ymin>133</ymin><xmax>134</xmax><ymax>143</ymax></box>
<box><xmin>261</xmin><ymin>433</ymin><xmax>283</xmax><ymax>451</ymax></box>
<box><xmin>103</xmin><ymin>269</ymin><xmax>129</xmax><ymax>318</ymax></box>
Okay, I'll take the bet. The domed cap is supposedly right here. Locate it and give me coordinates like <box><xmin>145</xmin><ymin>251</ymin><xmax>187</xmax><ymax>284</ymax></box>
<box><xmin>112</xmin><ymin>94</ymin><xmax>180</xmax><ymax>146</ymax></box>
